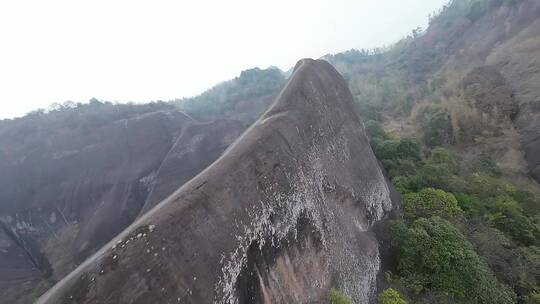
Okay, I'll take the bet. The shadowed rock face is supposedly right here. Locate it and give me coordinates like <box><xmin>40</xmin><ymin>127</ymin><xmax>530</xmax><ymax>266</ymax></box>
<box><xmin>37</xmin><ymin>59</ymin><xmax>397</xmax><ymax>304</ymax></box>
<box><xmin>0</xmin><ymin>110</ymin><xmax>243</xmax><ymax>301</ymax></box>
<box><xmin>138</xmin><ymin>119</ymin><xmax>244</xmax><ymax>216</ymax></box>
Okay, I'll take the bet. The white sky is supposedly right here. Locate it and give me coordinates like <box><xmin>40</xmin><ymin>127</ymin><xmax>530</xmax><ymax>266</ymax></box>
<box><xmin>0</xmin><ymin>0</ymin><xmax>448</xmax><ymax>119</ymax></box>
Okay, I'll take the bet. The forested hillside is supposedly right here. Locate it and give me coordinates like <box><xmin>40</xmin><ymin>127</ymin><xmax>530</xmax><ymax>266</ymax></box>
<box><xmin>172</xmin><ymin>67</ymin><xmax>287</xmax><ymax>123</ymax></box>
<box><xmin>324</xmin><ymin>0</ymin><xmax>540</xmax><ymax>303</ymax></box>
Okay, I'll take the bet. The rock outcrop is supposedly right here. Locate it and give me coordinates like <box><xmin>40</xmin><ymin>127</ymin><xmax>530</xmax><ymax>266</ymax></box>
<box><xmin>37</xmin><ymin>59</ymin><xmax>397</xmax><ymax>304</ymax></box>
<box><xmin>0</xmin><ymin>108</ymin><xmax>243</xmax><ymax>302</ymax></box>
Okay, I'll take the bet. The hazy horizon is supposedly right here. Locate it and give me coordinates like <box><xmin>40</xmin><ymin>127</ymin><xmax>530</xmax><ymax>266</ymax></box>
<box><xmin>0</xmin><ymin>0</ymin><xmax>448</xmax><ymax>119</ymax></box>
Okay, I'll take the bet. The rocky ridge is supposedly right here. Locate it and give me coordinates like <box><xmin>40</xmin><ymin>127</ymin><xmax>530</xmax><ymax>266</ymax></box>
<box><xmin>37</xmin><ymin>59</ymin><xmax>398</xmax><ymax>304</ymax></box>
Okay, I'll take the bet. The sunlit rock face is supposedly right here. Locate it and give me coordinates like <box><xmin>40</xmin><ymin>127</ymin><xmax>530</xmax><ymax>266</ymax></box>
<box><xmin>37</xmin><ymin>59</ymin><xmax>398</xmax><ymax>304</ymax></box>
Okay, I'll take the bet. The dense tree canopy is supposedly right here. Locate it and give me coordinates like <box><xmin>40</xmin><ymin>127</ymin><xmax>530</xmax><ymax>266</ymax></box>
<box><xmin>392</xmin><ymin>217</ymin><xmax>515</xmax><ymax>303</ymax></box>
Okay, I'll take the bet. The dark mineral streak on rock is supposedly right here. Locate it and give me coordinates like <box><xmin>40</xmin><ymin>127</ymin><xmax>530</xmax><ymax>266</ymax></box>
<box><xmin>37</xmin><ymin>59</ymin><xmax>397</xmax><ymax>304</ymax></box>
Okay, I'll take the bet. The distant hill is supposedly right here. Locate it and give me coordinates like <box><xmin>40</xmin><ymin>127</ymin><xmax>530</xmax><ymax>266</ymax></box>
<box><xmin>171</xmin><ymin>67</ymin><xmax>287</xmax><ymax>123</ymax></box>
<box><xmin>0</xmin><ymin>101</ymin><xmax>244</xmax><ymax>304</ymax></box>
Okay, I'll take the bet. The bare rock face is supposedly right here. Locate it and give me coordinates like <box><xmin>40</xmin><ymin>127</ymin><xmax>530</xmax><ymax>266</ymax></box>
<box><xmin>0</xmin><ymin>109</ymin><xmax>243</xmax><ymax>302</ymax></box>
<box><xmin>138</xmin><ymin>119</ymin><xmax>244</xmax><ymax>216</ymax></box>
<box><xmin>37</xmin><ymin>59</ymin><xmax>397</xmax><ymax>304</ymax></box>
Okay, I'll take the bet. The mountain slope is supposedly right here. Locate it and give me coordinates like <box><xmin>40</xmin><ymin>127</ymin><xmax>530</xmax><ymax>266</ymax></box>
<box><xmin>173</xmin><ymin>67</ymin><xmax>287</xmax><ymax>123</ymax></box>
<box><xmin>326</xmin><ymin>0</ymin><xmax>540</xmax><ymax>186</ymax></box>
<box><xmin>0</xmin><ymin>103</ymin><xmax>243</xmax><ymax>304</ymax></box>
<box><xmin>323</xmin><ymin>0</ymin><xmax>540</xmax><ymax>302</ymax></box>
<box><xmin>36</xmin><ymin>59</ymin><xmax>398</xmax><ymax>304</ymax></box>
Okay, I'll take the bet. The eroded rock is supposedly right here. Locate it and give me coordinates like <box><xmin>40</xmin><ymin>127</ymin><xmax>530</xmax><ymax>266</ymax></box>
<box><xmin>0</xmin><ymin>109</ymin><xmax>243</xmax><ymax>302</ymax></box>
<box><xmin>37</xmin><ymin>59</ymin><xmax>397</xmax><ymax>304</ymax></box>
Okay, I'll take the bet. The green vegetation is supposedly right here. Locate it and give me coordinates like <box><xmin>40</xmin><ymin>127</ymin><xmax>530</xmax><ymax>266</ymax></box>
<box><xmin>0</xmin><ymin>99</ymin><xmax>175</xmax><ymax>138</ymax></box>
<box><xmin>371</xmin><ymin>125</ymin><xmax>539</xmax><ymax>303</ymax></box>
<box><xmin>466</xmin><ymin>1</ymin><xmax>490</xmax><ymax>21</ymax></box>
<box><xmin>489</xmin><ymin>196</ymin><xmax>540</xmax><ymax>246</ymax></box>
<box><xmin>392</xmin><ymin>217</ymin><xmax>515</xmax><ymax>303</ymax></box>
<box><xmin>402</xmin><ymin>188</ymin><xmax>462</xmax><ymax>221</ymax></box>
<box><xmin>328</xmin><ymin>288</ymin><xmax>352</xmax><ymax>304</ymax></box>
<box><xmin>526</xmin><ymin>292</ymin><xmax>540</xmax><ymax>304</ymax></box>
<box><xmin>373</xmin><ymin>137</ymin><xmax>421</xmax><ymax>163</ymax></box>
<box><xmin>418</xmin><ymin>106</ymin><xmax>454</xmax><ymax>148</ymax></box>
<box><xmin>378</xmin><ymin>288</ymin><xmax>408</xmax><ymax>304</ymax></box>
<box><xmin>325</xmin><ymin>47</ymin><xmax>418</xmax><ymax>120</ymax></box>
<box><xmin>367</xmin><ymin>120</ymin><xmax>422</xmax><ymax>181</ymax></box>
<box><xmin>175</xmin><ymin>67</ymin><xmax>286</xmax><ymax>122</ymax></box>
<box><xmin>328</xmin><ymin>1</ymin><xmax>539</xmax><ymax>303</ymax></box>
<box><xmin>466</xmin><ymin>0</ymin><xmax>525</xmax><ymax>22</ymax></box>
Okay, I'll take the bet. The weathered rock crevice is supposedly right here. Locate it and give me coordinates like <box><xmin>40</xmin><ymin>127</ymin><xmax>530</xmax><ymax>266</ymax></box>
<box><xmin>236</xmin><ymin>215</ymin><xmax>325</xmax><ymax>304</ymax></box>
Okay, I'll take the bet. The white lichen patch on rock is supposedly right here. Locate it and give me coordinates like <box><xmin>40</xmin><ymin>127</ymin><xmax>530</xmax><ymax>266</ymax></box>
<box><xmin>214</xmin><ymin>118</ymin><xmax>393</xmax><ymax>303</ymax></box>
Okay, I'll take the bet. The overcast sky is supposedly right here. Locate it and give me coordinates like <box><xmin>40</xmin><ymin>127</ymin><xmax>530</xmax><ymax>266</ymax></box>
<box><xmin>0</xmin><ymin>0</ymin><xmax>448</xmax><ymax>119</ymax></box>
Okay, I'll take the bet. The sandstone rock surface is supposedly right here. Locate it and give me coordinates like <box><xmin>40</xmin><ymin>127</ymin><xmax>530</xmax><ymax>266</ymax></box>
<box><xmin>37</xmin><ymin>59</ymin><xmax>397</xmax><ymax>304</ymax></box>
<box><xmin>0</xmin><ymin>108</ymin><xmax>243</xmax><ymax>302</ymax></box>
